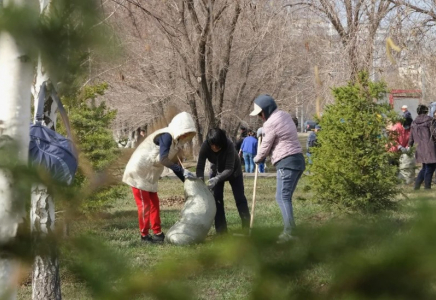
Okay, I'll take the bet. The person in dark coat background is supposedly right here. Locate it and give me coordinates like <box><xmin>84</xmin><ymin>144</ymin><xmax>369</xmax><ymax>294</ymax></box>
<box><xmin>235</xmin><ymin>126</ymin><xmax>247</xmax><ymax>165</ymax></box>
<box><xmin>408</xmin><ymin>104</ymin><xmax>436</xmax><ymax>190</ymax></box>
<box><xmin>401</xmin><ymin>105</ymin><xmax>412</xmax><ymax>121</ymax></box>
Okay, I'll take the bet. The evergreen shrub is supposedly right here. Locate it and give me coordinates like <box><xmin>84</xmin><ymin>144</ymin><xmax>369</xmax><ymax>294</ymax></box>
<box><xmin>63</xmin><ymin>83</ymin><xmax>122</xmax><ymax>211</ymax></box>
<box><xmin>310</xmin><ymin>72</ymin><xmax>400</xmax><ymax>212</ymax></box>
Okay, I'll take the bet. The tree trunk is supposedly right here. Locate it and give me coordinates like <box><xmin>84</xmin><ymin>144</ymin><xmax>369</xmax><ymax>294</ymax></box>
<box><xmin>30</xmin><ymin>44</ymin><xmax>62</xmax><ymax>300</ymax></box>
<box><xmin>182</xmin><ymin>65</ymin><xmax>203</xmax><ymax>145</ymax></box>
<box><xmin>0</xmin><ymin>1</ymin><xmax>34</xmax><ymax>298</ymax></box>
<box><xmin>31</xmin><ymin>185</ymin><xmax>61</xmax><ymax>300</ymax></box>
<box><xmin>348</xmin><ymin>38</ymin><xmax>361</xmax><ymax>81</ymax></box>
<box><xmin>31</xmin><ymin>143</ymin><xmax>62</xmax><ymax>300</ymax></box>
<box><xmin>187</xmin><ymin>93</ymin><xmax>203</xmax><ymax>145</ymax></box>
<box><xmin>216</xmin><ymin>2</ymin><xmax>241</xmax><ymax>121</ymax></box>
<box><xmin>32</xmin><ymin>255</ymin><xmax>61</xmax><ymax>300</ymax></box>
<box><xmin>30</xmin><ymin>0</ymin><xmax>62</xmax><ymax>298</ymax></box>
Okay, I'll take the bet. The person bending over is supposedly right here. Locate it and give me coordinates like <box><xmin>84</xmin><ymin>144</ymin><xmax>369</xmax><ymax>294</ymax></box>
<box><xmin>196</xmin><ymin>128</ymin><xmax>251</xmax><ymax>235</ymax></box>
<box><xmin>123</xmin><ymin>112</ymin><xmax>196</xmax><ymax>244</ymax></box>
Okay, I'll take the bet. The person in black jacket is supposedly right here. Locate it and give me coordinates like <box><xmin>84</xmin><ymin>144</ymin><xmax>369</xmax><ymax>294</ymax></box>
<box><xmin>401</xmin><ymin>105</ymin><xmax>412</xmax><ymax>121</ymax></box>
<box><xmin>196</xmin><ymin>128</ymin><xmax>251</xmax><ymax>234</ymax></box>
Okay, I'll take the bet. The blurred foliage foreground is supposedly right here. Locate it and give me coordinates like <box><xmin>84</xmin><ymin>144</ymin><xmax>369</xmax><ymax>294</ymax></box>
<box><xmin>4</xmin><ymin>154</ymin><xmax>436</xmax><ymax>300</ymax></box>
<box><xmin>54</xmin><ymin>197</ymin><xmax>436</xmax><ymax>300</ymax></box>
<box><xmin>1</xmin><ymin>119</ymin><xmax>435</xmax><ymax>300</ymax></box>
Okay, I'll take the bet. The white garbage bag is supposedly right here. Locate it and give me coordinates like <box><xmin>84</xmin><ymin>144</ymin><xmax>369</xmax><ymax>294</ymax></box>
<box><xmin>166</xmin><ymin>178</ymin><xmax>216</xmax><ymax>245</ymax></box>
<box><xmin>398</xmin><ymin>153</ymin><xmax>415</xmax><ymax>184</ymax></box>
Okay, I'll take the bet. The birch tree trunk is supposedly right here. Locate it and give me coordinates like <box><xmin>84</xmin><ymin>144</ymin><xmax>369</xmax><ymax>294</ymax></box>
<box><xmin>30</xmin><ymin>182</ymin><xmax>61</xmax><ymax>300</ymax></box>
<box><xmin>30</xmin><ymin>0</ymin><xmax>62</xmax><ymax>298</ymax></box>
<box><xmin>0</xmin><ymin>1</ymin><xmax>34</xmax><ymax>299</ymax></box>
<box><xmin>30</xmin><ymin>85</ymin><xmax>61</xmax><ymax>300</ymax></box>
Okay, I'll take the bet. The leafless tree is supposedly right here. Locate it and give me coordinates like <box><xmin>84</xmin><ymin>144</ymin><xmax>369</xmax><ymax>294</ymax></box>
<box><xmin>95</xmin><ymin>0</ymin><xmax>325</xmax><ymax>143</ymax></box>
<box><xmin>388</xmin><ymin>0</ymin><xmax>436</xmax><ymax>24</ymax></box>
<box><xmin>387</xmin><ymin>0</ymin><xmax>436</xmax><ymax>102</ymax></box>
<box><xmin>285</xmin><ymin>0</ymin><xmax>394</xmax><ymax>80</ymax></box>
<box><xmin>91</xmin><ymin>0</ymin><xmax>436</xmax><ymax>141</ymax></box>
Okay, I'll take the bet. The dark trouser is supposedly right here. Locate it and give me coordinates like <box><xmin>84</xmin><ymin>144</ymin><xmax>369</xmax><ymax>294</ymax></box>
<box><xmin>415</xmin><ymin>163</ymin><xmax>436</xmax><ymax>189</ymax></box>
<box><xmin>213</xmin><ymin>174</ymin><xmax>251</xmax><ymax>234</ymax></box>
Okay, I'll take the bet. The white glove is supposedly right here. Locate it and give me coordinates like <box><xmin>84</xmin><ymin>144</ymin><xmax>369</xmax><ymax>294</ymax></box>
<box><xmin>183</xmin><ymin>169</ymin><xmax>196</xmax><ymax>179</ymax></box>
<box><xmin>207</xmin><ymin>177</ymin><xmax>219</xmax><ymax>190</ymax></box>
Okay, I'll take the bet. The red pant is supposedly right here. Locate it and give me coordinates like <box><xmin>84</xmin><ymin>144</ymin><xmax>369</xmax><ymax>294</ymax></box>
<box><xmin>131</xmin><ymin>187</ymin><xmax>161</xmax><ymax>236</ymax></box>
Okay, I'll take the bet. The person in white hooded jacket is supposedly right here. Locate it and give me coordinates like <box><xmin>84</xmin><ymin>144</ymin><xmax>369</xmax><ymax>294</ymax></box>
<box><xmin>123</xmin><ymin>112</ymin><xmax>196</xmax><ymax>243</ymax></box>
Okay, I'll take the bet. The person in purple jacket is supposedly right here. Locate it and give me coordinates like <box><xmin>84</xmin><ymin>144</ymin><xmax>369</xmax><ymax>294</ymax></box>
<box><xmin>239</xmin><ymin>130</ymin><xmax>258</xmax><ymax>173</ymax></box>
<box><xmin>408</xmin><ymin>104</ymin><xmax>436</xmax><ymax>189</ymax></box>
<box><xmin>250</xmin><ymin>94</ymin><xmax>305</xmax><ymax>243</ymax></box>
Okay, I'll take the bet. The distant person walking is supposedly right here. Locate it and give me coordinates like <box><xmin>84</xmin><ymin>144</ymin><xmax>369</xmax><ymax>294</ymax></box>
<box><xmin>251</xmin><ymin>94</ymin><xmax>305</xmax><ymax>243</ymax></box>
<box><xmin>256</xmin><ymin>127</ymin><xmax>265</xmax><ymax>173</ymax></box>
<box><xmin>235</xmin><ymin>126</ymin><xmax>247</xmax><ymax>165</ymax></box>
<box><xmin>306</xmin><ymin>125</ymin><xmax>321</xmax><ymax>164</ymax></box>
<box><xmin>408</xmin><ymin>105</ymin><xmax>436</xmax><ymax>190</ymax></box>
<box><xmin>401</xmin><ymin>105</ymin><xmax>412</xmax><ymax>121</ymax></box>
<box><xmin>239</xmin><ymin>130</ymin><xmax>258</xmax><ymax>173</ymax></box>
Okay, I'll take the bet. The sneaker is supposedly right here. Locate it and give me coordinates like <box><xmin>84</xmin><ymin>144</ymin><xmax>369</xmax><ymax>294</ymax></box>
<box><xmin>151</xmin><ymin>232</ymin><xmax>165</xmax><ymax>243</ymax></box>
<box><xmin>141</xmin><ymin>234</ymin><xmax>153</xmax><ymax>243</ymax></box>
<box><xmin>277</xmin><ymin>231</ymin><xmax>297</xmax><ymax>244</ymax></box>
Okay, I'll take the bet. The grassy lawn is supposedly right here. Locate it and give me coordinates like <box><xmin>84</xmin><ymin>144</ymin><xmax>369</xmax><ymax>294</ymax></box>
<box><xmin>17</xmin><ymin>173</ymin><xmax>436</xmax><ymax>299</ymax></box>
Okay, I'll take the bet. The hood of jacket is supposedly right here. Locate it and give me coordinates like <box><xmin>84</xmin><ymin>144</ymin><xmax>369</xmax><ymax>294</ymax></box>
<box><xmin>153</xmin><ymin>112</ymin><xmax>197</xmax><ymax>145</ymax></box>
<box><xmin>123</xmin><ymin>112</ymin><xmax>196</xmax><ymax>192</ymax></box>
<box><xmin>168</xmin><ymin>112</ymin><xmax>196</xmax><ymax>140</ymax></box>
<box><xmin>413</xmin><ymin>115</ymin><xmax>433</xmax><ymax>128</ymax></box>
<box><xmin>254</xmin><ymin>94</ymin><xmax>278</xmax><ymax>120</ymax></box>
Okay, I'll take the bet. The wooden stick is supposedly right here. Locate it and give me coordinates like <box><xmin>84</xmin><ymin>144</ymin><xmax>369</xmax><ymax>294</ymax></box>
<box><xmin>177</xmin><ymin>156</ymin><xmax>185</xmax><ymax>169</ymax></box>
<box><xmin>249</xmin><ymin>136</ymin><xmax>262</xmax><ymax>234</ymax></box>
<box><xmin>249</xmin><ymin>164</ymin><xmax>259</xmax><ymax>232</ymax></box>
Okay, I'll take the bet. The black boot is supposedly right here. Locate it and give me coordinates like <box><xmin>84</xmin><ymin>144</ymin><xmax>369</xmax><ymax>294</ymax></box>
<box><xmin>151</xmin><ymin>232</ymin><xmax>165</xmax><ymax>243</ymax></box>
<box><xmin>241</xmin><ymin>216</ymin><xmax>250</xmax><ymax>229</ymax></box>
<box><xmin>141</xmin><ymin>234</ymin><xmax>153</xmax><ymax>243</ymax></box>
